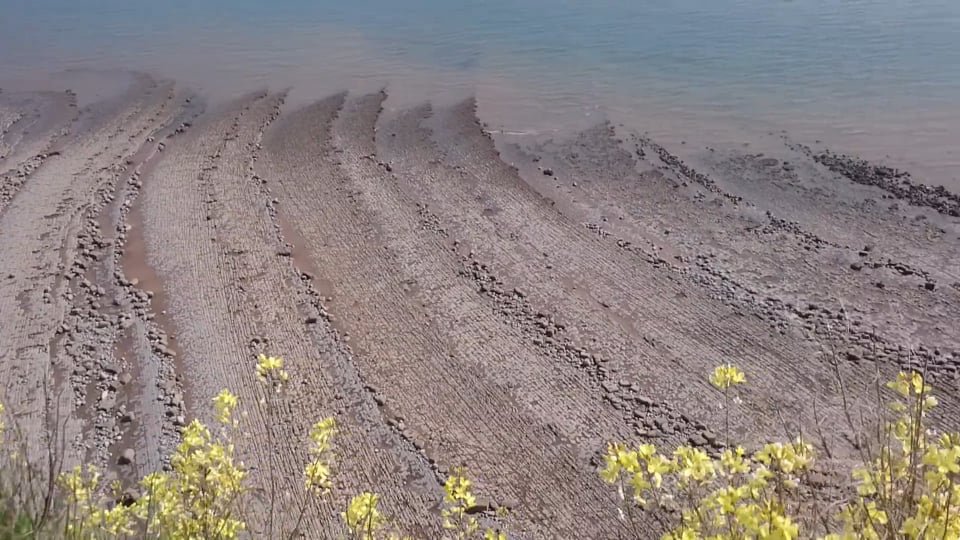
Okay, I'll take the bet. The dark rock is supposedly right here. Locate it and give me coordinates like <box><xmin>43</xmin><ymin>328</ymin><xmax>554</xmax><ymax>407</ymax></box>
<box><xmin>465</xmin><ymin>500</ymin><xmax>489</xmax><ymax>515</ymax></box>
<box><xmin>542</xmin><ymin>168</ymin><xmax>554</xmax><ymax>176</ymax></box>
<box><xmin>688</xmin><ymin>434</ymin><xmax>708</xmax><ymax>447</ymax></box>
<box><xmin>850</xmin><ymin>262</ymin><xmax>863</xmax><ymax>271</ymax></box>
<box><xmin>118</xmin><ymin>448</ymin><xmax>135</xmax><ymax>465</ymax></box>
<box><xmin>924</xmin><ymin>282</ymin><xmax>936</xmax><ymax>291</ymax></box>
<box><xmin>118</xmin><ymin>488</ymin><xmax>140</xmax><ymax>506</ymax></box>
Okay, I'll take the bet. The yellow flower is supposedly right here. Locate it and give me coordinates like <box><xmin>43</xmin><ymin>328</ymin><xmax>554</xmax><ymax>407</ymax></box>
<box><xmin>646</xmin><ymin>453</ymin><xmax>673</xmax><ymax>489</ymax></box>
<box><xmin>753</xmin><ymin>440</ymin><xmax>813</xmax><ymax>474</ymax></box>
<box><xmin>769</xmin><ymin>512</ymin><xmax>800</xmax><ymax>540</ymax></box>
<box><xmin>304</xmin><ymin>417</ymin><xmax>336</xmax><ymax>495</ymax></box>
<box><xmin>442</xmin><ymin>467</ymin><xmax>481</xmax><ymax>535</ymax></box>
<box><xmin>304</xmin><ymin>459</ymin><xmax>332</xmax><ymax>493</ymax></box>
<box><xmin>213</xmin><ymin>389</ymin><xmax>239</xmax><ymax>424</ymax></box>
<box><xmin>310</xmin><ymin>417</ymin><xmax>337</xmax><ymax>452</ymax></box>
<box><xmin>886</xmin><ymin>371</ymin><xmax>930</xmax><ymax>398</ymax></box>
<box><xmin>673</xmin><ymin>446</ymin><xmax>716</xmax><ymax>485</ymax></box>
<box><xmin>484</xmin><ymin>529</ymin><xmax>508</xmax><ymax>540</ymax></box>
<box><xmin>255</xmin><ymin>353</ymin><xmax>289</xmax><ymax>384</ymax></box>
<box><xmin>343</xmin><ymin>492</ymin><xmax>384</xmax><ymax>539</ymax></box>
<box><xmin>720</xmin><ymin>446</ymin><xmax>750</xmax><ymax>476</ymax></box>
<box><xmin>709</xmin><ymin>364</ymin><xmax>746</xmax><ymax>390</ymax></box>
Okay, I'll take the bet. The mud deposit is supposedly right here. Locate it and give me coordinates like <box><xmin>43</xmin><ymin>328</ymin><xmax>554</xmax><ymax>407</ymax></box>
<box><xmin>1</xmin><ymin>75</ymin><xmax>959</xmax><ymax>538</ymax></box>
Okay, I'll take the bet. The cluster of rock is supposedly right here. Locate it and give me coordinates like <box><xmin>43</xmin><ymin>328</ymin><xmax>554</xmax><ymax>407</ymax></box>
<box><xmin>458</xmin><ymin>256</ymin><xmax>720</xmax><ymax>453</ymax></box>
<box><xmin>810</xmin><ymin>149</ymin><xmax>960</xmax><ymax>217</ymax></box>
<box><xmin>637</xmin><ymin>136</ymin><xmax>742</xmax><ymax>205</ymax></box>
<box><xmin>0</xmin><ymin>152</ymin><xmax>57</xmax><ymax>210</ymax></box>
<box><xmin>56</xmin><ymin>99</ymin><xmax>188</xmax><ymax>474</ymax></box>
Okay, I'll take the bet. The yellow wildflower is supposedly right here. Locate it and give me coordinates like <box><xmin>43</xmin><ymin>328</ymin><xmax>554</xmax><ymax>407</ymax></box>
<box><xmin>304</xmin><ymin>459</ymin><xmax>332</xmax><ymax>493</ymax></box>
<box><xmin>709</xmin><ymin>364</ymin><xmax>746</xmax><ymax>390</ymax></box>
<box><xmin>719</xmin><ymin>446</ymin><xmax>750</xmax><ymax>476</ymax></box>
<box><xmin>213</xmin><ymin>389</ymin><xmax>239</xmax><ymax>425</ymax></box>
<box><xmin>484</xmin><ymin>529</ymin><xmax>508</xmax><ymax>540</ymax></box>
<box><xmin>310</xmin><ymin>417</ymin><xmax>337</xmax><ymax>452</ymax></box>
<box><xmin>255</xmin><ymin>353</ymin><xmax>289</xmax><ymax>385</ymax></box>
<box><xmin>753</xmin><ymin>440</ymin><xmax>813</xmax><ymax>474</ymax></box>
<box><xmin>344</xmin><ymin>492</ymin><xmax>384</xmax><ymax>540</ymax></box>
<box><xmin>673</xmin><ymin>446</ymin><xmax>715</xmax><ymax>485</ymax></box>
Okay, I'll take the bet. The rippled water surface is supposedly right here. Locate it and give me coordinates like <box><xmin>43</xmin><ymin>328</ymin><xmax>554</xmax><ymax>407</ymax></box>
<box><xmin>2</xmin><ymin>0</ymin><xmax>958</xmax><ymax>184</ymax></box>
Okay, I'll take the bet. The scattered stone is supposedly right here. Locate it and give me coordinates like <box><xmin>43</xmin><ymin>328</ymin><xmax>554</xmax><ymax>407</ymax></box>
<box><xmin>465</xmin><ymin>500</ymin><xmax>489</xmax><ymax>515</ymax></box>
<box><xmin>118</xmin><ymin>448</ymin><xmax>135</xmax><ymax>465</ymax></box>
<box><xmin>702</xmin><ymin>431</ymin><xmax>718</xmax><ymax>445</ymax></box>
<box><xmin>98</xmin><ymin>392</ymin><xmax>117</xmax><ymax>412</ymax></box>
<box><xmin>542</xmin><ymin>168</ymin><xmax>554</xmax><ymax>176</ymax></box>
<box><xmin>118</xmin><ymin>488</ymin><xmax>139</xmax><ymax>506</ymax></box>
<box><xmin>688</xmin><ymin>434</ymin><xmax>708</xmax><ymax>447</ymax></box>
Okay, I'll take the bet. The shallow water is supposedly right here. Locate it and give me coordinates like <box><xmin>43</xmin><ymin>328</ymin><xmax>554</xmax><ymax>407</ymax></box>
<box><xmin>2</xmin><ymin>0</ymin><xmax>958</xmax><ymax>186</ymax></box>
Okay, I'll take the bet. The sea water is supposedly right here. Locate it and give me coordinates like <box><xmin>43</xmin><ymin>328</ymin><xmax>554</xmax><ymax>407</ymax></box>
<box><xmin>2</xmin><ymin>0</ymin><xmax>958</xmax><ymax>185</ymax></box>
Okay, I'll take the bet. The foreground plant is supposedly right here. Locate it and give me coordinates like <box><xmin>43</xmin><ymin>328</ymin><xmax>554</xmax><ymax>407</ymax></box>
<box><xmin>54</xmin><ymin>400</ymin><xmax>248</xmax><ymax>539</ymax></box>
<box><xmin>710</xmin><ymin>363</ymin><xmax>746</xmax><ymax>447</ymax></box>
<box><xmin>601</xmin><ymin>366</ymin><xmax>960</xmax><ymax>539</ymax></box>
<box><xmin>827</xmin><ymin>372</ymin><xmax>960</xmax><ymax>539</ymax></box>
<box><xmin>1</xmin><ymin>353</ymin><xmax>508</xmax><ymax>539</ymax></box>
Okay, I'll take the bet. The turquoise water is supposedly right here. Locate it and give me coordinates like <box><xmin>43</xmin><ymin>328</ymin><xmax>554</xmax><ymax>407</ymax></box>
<box><xmin>2</xmin><ymin>0</ymin><xmax>959</xmax><ymax>182</ymax></box>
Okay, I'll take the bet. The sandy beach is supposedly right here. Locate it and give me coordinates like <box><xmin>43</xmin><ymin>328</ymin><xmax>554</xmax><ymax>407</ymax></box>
<box><xmin>1</xmin><ymin>72</ymin><xmax>959</xmax><ymax>537</ymax></box>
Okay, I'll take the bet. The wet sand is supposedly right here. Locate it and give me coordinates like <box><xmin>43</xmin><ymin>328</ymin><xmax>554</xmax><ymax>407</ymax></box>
<box><xmin>1</xmin><ymin>72</ymin><xmax>958</xmax><ymax>537</ymax></box>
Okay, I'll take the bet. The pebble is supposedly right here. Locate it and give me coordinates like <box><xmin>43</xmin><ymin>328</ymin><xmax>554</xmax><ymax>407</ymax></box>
<box><xmin>118</xmin><ymin>448</ymin><xmax>135</xmax><ymax>465</ymax></box>
<box><xmin>99</xmin><ymin>392</ymin><xmax>117</xmax><ymax>412</ymax></box>
<box><xmin>688</xmin><ymin>434</ymin><xmax>708</xmax><ymax>447</ymax></box>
